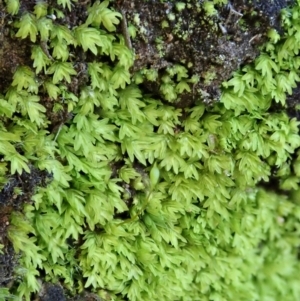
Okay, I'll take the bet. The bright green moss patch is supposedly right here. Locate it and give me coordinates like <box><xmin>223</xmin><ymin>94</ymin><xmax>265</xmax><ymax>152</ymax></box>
<box><xmin>0</xmin><ymin>0</ymin><xmax>300</xmax><ymax>300</ymax></box>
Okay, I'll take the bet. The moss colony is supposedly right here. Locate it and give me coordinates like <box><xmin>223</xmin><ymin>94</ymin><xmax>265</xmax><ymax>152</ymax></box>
<box><xmin>1</xmin><ymin>0</ymin><xmax>300</xmax><ymax>300</ymax></box>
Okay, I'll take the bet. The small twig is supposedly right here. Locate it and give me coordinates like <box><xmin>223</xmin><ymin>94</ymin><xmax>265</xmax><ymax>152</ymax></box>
<box><xmin>40</xmin><ymin>40</ymin><xmax>54</xmax><ymax>61</ymax></box>
<box><xmin>192</xmin><ymin>83</ymin><xmax>196</xmax><ymax>100</ymax></box>
<box><xmin>218</xmin><ymin>23</ymin><xmax>227</xmax><ymax>35</ymax></box>
<box><xmin>120</xmin><ymin>9</ymin><xmax>132</xmax><ymax>50</ymax></box>
<box><xmin>225</xmin><ymin>3</ymin><xmax>243</xmax><ymax>25</ymax></box>
<box><xmin>54</xmin><ymin>124</ymin><xmax>62</xmax><ymax>142</ymax></box>
<box><xmin>249</xmin><ymin>34</ymin><xmax>261</xmax><ymax>44</ymax></box>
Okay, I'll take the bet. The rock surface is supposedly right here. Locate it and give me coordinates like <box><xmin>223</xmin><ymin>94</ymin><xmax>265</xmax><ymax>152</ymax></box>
<box><xmin>116</xmin><ymin>0</ymin><xmax>294</xmax><ymax>105</ymax></box>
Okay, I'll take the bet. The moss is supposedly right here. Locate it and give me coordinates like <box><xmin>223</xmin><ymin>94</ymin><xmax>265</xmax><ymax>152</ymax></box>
<box><xmin>202</xmin><ymin>67</ymin><xmax>217</xmax><ymax>85</ymax></box>
<box><xmin>0</xmin><ymin>0</ymin><xmax>300</xmax><ymax>301</ymax></box>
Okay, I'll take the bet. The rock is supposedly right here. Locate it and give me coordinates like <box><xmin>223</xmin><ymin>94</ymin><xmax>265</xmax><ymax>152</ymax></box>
<box><xmin>115</xmin><ymin>0</ymin><xmax>294</xmax><ymax>105</ymax></box>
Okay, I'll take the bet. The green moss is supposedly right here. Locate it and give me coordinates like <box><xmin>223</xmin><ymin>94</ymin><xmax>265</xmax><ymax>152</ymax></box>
<box><xmin>202</xmin><ymin>68</ymin><xmax>217</xmax><ymax>84</ymax></box>
<box><xmin>1</xmin><ymin>1</ymin><xmax>300</xmax><ymax>301</ymax></box>
<box><xmin>203</xmin><ymin>1</ymin><xmax>218</xmax><ymax>16</ymax></box>
<box><xmin>161</xmin><ymin>20</ymin><xmax>169</xmax><ymax>28</ymax></box>
<box><xmin>167</xmin><ymin>12</ymin><xmax>176</xmax><ymax>21</ymax></box>
<box><xmin>175</xmin><ymin>2</ymin><xmax>186</xmax><ymax>12</ymax></box>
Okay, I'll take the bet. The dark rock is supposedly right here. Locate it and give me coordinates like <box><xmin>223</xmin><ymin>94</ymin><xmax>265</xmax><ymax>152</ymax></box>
<box><xmin>115</xmin><ymin>0</ymin><xmax>293</xmax><ymax>106</ymax></box>
<box><xmin>0</xmin><ymin>243</ymin><xmax>17</xmax><ymax>287</ymax></box>
<box><xmin>39</xmin><ymin>283</ymin><xmax>66</xmax><ymax>301</ymax></box>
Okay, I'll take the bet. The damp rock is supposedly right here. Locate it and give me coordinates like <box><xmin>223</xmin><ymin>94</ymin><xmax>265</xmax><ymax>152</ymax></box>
<box><xmin>39</xmin><ymin>283</ymin><xmax>66</xmax><ymax>301</ymax></box>
<box><xmin>115</xmin><ymin>0</ymin><xmax>294</xmax><ymax>106</ymax></box>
